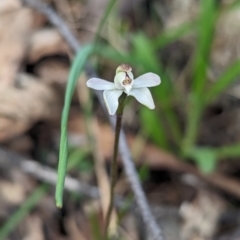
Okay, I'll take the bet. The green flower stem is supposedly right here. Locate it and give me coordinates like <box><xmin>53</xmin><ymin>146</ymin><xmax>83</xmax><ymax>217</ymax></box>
<box><xmin>103</xmin><ymin>93</ymin><xmax>127</xmax><ymax>238</ymax></box>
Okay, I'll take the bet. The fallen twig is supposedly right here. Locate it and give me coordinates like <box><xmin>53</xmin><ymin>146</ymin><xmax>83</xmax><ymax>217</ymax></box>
<box><xmin>0</xmin><ymin>148</ymin><xmax>99</xmax><ymax>199</ymax></box>
<box><xmin>0</xmin><ymin>147</ymin><xmax>127</xmax><ymax>208</ymax></box>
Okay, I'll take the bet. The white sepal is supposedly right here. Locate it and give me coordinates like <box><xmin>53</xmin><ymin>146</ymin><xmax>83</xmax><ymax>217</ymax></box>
<box><xmin>86</xmin><ymin>78</ymin><xmax>115</xmax><ymax>90</ymax></box>
<box><xmin>132</xmin><ymin>73</ymin><xmax>161</xmax><ymax>88</ymax></box>
<box><xmin>128</xmin><ymin>87</ymin><xmax>155</xmax><ymax>109</ymax></box>
<box><xmin>103</xmin><ymin>89</ymin><xmax>123</xmax><ymax>115</ymax></box>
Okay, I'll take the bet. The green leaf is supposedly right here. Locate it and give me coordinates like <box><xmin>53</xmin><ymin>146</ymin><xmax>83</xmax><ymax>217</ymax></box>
<box><xmin>140</xmin><ymin>107</ymin><xmax>169</xmax><ymax>149</ymax></box>
<box><xmin>188</xmin><ymin>147</ymin><xmax>217</xmax><ymax>173</ymax></box>
<box><xmin>205</xmin><ymin>59</ymin><xmax>240</xmax><ymax>104</ymax></box>
<box><xmin>192</xmin><ymin>0</ymin><xmax>217</xmax><ymax>95</ymax></box>
<box><xmin>182</xmin><ymin>0</ymin><xmax>218</xmax><ymax>154</ymax></box>
<box><xmin>55</xmin><ymin>44</ymin><xmax>94</xmax><ymax>208</ymax></box>
<box><xmin>131</xmin><ymin>33</ymin><xmax>159</xmax><ymax>72</ymax></box>
<box><xmin>215</xmin><ymin>143</ymin><xmax>240</xmax><ymax>159</ymax></box>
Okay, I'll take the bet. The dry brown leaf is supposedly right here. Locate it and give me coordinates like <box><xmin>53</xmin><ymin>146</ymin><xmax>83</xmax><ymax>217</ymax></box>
<box><xmin>180</xmin><ymin>190</ymin><xmax>226</xmax><ymax>240</ymax></box>
<box><xmin>78</xmin><ymin>0</ymin><xmax>108</xmax><ymax>43</ymax></box>
<box><xmin>0</xmin><ymin>168</ymin><xmax>33</xmax><ymax>221</ymax></box>
<box><xmin>164</xmin><ymin>0</ymin><xmax>199</xmax><ymax>30</ymax></box>
<box><xmin>34</xmin><ymin>58</ymin><xmax>69</xmax><ymax>85</ymax></box>
<box><xmin>0</xmin><ymin>8</ymin><xmax>36</xmax><ymax>86</ymax></box>
<box><xmin>211</xmin><ymin>8</ymin><xmax>240</xmax><ymax>99</ymax></box>
<box><xmin>23</xmin><ymin>215</ymin><xmax>44</xmax><ymax>240</ymax></box>
<box><xmin>92</xmin><ymin>119</ymin><xmax>118</xmax><ymax>235</ymax></box>
<box><xmin>0</xmin><ymin>0</ymin><xmax>21</xmax><ymax>13</ymax></box>
<box><xmin>0</xmin><ymin>181</ymin><xmax>26</xmax><ymax>204</ymax></box>
<box><xmin>0</xmin><ymin>73</ymin><xmax>61</xmax><ymax>142</ymax></box>
<box><xmin>66</xmin><ymin>215</ymin><xmax>88</xmax><ymax>240</ymax></box>
<box><xmin>27</xmin><ymin>28</ymin><xmax>70</xmax><ymax>63</ymax></box>
<box><xmin>6</xmin><ymin>135</ymin><xmax>33</xmax><ymax>154</ymax></box>
<box><xmin>211</xmin><ymin>8</ymin><xmax>240</xmax><ymax>78</ymax></box>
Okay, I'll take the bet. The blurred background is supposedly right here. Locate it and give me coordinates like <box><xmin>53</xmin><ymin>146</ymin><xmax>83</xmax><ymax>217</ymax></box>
<box><xmin>1</xmin><ymin>0</ymin><xmax>240</xmax><ymax>239</ymax></box>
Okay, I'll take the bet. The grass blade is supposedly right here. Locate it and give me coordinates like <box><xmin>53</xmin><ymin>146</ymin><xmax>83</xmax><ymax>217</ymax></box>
<box><xmin>93</xmin><ymin>0</ymin><xmax>117</xmax><ymax>44</ymax></box>
<box><xmin>215</xmin><ymin>143</ymin><xmax>240</xmax><ymax>159</ymax></box>
<box><xmin>0</xmin><ymin>185</ymin><xmax>48</xmax><ymax>240</ymax></box>
<box><xmin>55</xmin><ymin>44</ymin><xmax>94</xmax><ymax>208</ymax></box>
<box><xmin>140</xmin><ymin>108</ymin><xmax>169</xmax><ymax>149</ymax></box>
<box><xmin>205</xmin><ymin>59</ymin><xmax>240</xmax><ymax>104</ymax></box>
<box><xmin>182</xmin><ymin>0</ymin><xmax>218</xmax><ymax>154</ymax></box>
<box><xmin>192</xmin><ymin>0</ymin><xmax>217</xmax><ymax>95</ymax></box>
<box><xmin>152</xmin><ymin>21</ymin><xmax>195</xmax><ymax>50</ymax></box>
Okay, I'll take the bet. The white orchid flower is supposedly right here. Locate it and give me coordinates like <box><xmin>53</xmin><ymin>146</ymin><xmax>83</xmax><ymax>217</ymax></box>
<box><xmin>86</xmin><ymin>64</ymin><xmax>161</xmax><ymax>115</ymax></box>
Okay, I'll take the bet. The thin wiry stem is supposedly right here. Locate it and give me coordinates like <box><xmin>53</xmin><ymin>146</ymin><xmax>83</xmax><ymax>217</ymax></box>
<box><xmin>104</xmin><ymin>93</ymin><xmax>126</xmax><ymax>238</ymax></box>
<box><xmin>103</xmin><ymin>114</ymin><xmax>122</xmax><ymax>237</ymax></box>
<box><xmin>20</xmin><ymin>1</ymin><xmax>165</xmax><ymax>239</ymax></box>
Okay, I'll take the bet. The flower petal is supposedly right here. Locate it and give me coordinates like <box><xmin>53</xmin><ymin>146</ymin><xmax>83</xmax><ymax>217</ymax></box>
<box><xmin>128</xmin><ymin>87</ymin><xmax>155</xmax><ymax>109</ymax></box>
<box><xmin>132</xmin><ymin>73</ymin><xmax>161</xmax><ymax>88</ymax></box>
<box><xmin>86</xmin><ymin>78</ymin><xmax>115</xmax><ymax>90</ymax></box>
<box><xmin>103</xmin><ymin>89</ymin><xmax>123</xmax><ymax>115</ymax></box>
